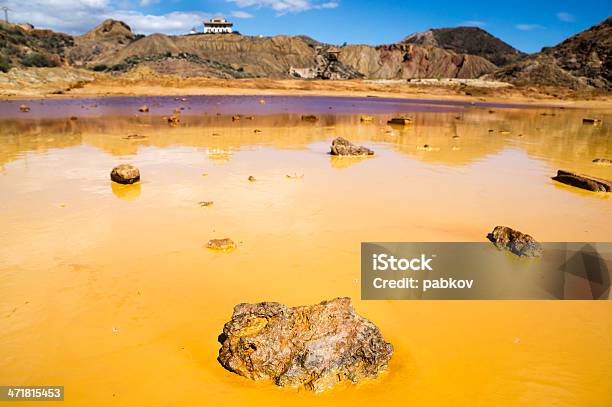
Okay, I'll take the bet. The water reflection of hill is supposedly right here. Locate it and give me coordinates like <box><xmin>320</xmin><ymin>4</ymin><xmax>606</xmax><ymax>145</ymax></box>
<box><xmin>1</xmin><ymin>110</ymin><xmax>610</xmax><ymax>176</ymax></box>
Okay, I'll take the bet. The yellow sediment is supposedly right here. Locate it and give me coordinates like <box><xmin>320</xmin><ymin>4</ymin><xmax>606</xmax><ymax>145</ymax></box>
<box><xmin>0</xmin><ymin>106</ymin><xmax>610</xmax><ymax>406</ymax></box>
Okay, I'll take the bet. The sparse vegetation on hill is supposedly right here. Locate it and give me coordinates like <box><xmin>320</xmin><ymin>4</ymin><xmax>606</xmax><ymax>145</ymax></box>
<box><xmin>0</xmin><ymin>22</ymin><xmax>72</xmax><ymax>70</ymax></box>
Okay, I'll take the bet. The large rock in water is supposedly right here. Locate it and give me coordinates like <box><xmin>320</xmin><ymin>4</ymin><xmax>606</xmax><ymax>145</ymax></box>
<box><xmin>330</xmin><ymin>137</ymin><xmax>374</xmax><ymax>156</ymax></box>
<box><xmin>552</xmin><ymin>170</ymin><xmax>611</xmax><ymax>192</ymax></box>
<box><xmin>487</xmin><ymin>226</ymin><xmax>543</xmax><ymax>257</ymax></box>
<box><xmin>217</xmin><ymin>297</ymin><xmax>393</xmax><ymax>392</ymax></box>
<box><xmin>110</xmin><ymin>164</ymin><xmax>140</xmax><ymax>184</ymax></box>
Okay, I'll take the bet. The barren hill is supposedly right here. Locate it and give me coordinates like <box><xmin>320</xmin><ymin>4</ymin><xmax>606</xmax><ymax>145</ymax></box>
<box><xmin>338</xmin><ymin>43</ymin><xmax>497</xmax><ymax>79</ymax></box>
<box><xmin>403</xmin><ymin>27</ymin><xmax>525</xmax><ymax>67</ymax></box>
<box><xmin>66</xmin><ymin>21</ymin><xmax>497</xmax><ymax>80</ymax></box>
<box><xmin>488</xmin><ymin>17</ymin><xmax>612</xmax><ymax>90</ymax></box>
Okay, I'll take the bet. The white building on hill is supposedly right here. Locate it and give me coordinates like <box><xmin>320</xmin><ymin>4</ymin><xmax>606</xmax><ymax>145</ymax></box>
<box><xmin>204</xmin><ymin>18</ymin><xmax>233</xmax><ymax>34</ymax></box>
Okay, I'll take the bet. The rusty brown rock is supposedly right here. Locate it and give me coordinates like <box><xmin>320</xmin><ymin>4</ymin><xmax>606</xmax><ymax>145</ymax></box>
<box><xmin>110</xmin><ymin>164</ymin><xmax>140</xmax><ymax>185</ymax></box>
<box><xmin>218</xmin><ymin>297</ymin><xmax>393</xmax><ymax>392</ymax></box>
<box><xmin>552</xmin><ymin>170</ymin><xmax>611</xmax><ymax>192</ymax></box>
<box><xmin>330</xmin><ymin>137</ymin><xmax>374</xmax><ymax>156</ymax></box>
<box><xmin>487</xmin><ymin>226</ymin><xmax>542</xmax><ymax>257</ymax></box>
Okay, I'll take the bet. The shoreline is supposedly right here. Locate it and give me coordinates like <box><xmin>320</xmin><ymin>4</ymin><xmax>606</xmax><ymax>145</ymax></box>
<box><xmin>1</xmin><ymin>69</ymin><xmax>610</xmax><ymax>109</ymax></box>
<box><xmin>2</xmin><ymin>85</ymin><xmax>612</xmax><ymax>111</ymax></box>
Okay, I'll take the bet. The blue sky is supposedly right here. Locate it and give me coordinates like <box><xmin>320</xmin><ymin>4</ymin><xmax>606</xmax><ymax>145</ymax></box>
<box><xmin>6</xmin><ymin>1</ymin><xmax>611</xmax><ymax>53</ymax></box>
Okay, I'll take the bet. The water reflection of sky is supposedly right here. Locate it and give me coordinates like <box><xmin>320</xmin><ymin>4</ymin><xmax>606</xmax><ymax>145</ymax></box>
<box><xmin>0</xmin><ymin>95</ymin><xmax>548</xmax><ymax>119</ymax></box>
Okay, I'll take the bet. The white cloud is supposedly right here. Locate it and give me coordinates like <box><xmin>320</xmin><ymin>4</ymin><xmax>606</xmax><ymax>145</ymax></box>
<box><xmin>107</xmin><ymin>11</ymin><xmax>209</xmax><ymax>35</ymax></box>
<box><xmin>227</xmin><ymin>0</ymin><xmax>339</xmax><ymax>14</ymax></box>
<box><xmin>461</xmin><ymin>20</ymin><xmax>486</xmax><ymax>27</ymax></box>
<box><xmin>2</xmin><ymin>0</ymin><xmax>208</xmax><ymax>35</ymax></box>
<box><xmin>231</xmin><ymin>10</ymin><xmax>255</xmax><ymax>19</ymax></box>
<box><xmin>556</xmin><ymin>12</ymin><xmax>575</xmax><ymax>22</ymax></box>
<box><xmin>139</xmin><ymin>0</ymin><xmax>161</xmax><ymax>6</ymax></box>
<box><xmin>515</xmin><ymin>23</ymin><xmax>545</xmax><ymax>31</ymax></box>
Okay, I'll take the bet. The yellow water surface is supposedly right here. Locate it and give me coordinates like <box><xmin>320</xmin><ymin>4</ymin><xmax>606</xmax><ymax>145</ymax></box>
<box><xmin>0</xmin><ymin>102</ymin><xmax>611</xmax><ymax>406</ymax></box>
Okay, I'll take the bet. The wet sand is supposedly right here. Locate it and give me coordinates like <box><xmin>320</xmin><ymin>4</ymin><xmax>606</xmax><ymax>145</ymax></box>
<box><xmin>0</xmin><ymin>96</ymin><xmax>611</xmax><ymax>406</ymax></box>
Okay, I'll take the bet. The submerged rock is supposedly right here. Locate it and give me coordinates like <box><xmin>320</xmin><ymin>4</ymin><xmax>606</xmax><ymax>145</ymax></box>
<box><xmin>593</xmin><ymin>158</ymin><xmax>612</xmax><ymax>166</ymax></box>
<box><xmin>217</xmin><ymin>297</ymin><xmax>393</xmax><ymax>392</ymax></box>
<box><xmin>330</xmin><ymin>137</ymin><xmax>374</xmax><ymax>156</ymax></box>
<box><xmin>123</xmin><ymin>134</ymin><xmax>146</xmax><ymax>140</ymax></box>
<box><xmin>207</xmin><ymin>238</ymin><xmax>236</xmax><ymax>251</ymax></box>
<box><xmin>19</xmin><ymin>104</ymin><xmax>30</xmax><ymax>112</ymax></box>
<box><xmin>138</xmin><ymin>105</ymin><xmax>149</xmax><ymax>113</ymax></box>
<box><xmin>487</xmin><ymin>226</ymin><xmax>542</xmax><ymax>257</ymax></box>
<box><xmin>552</xmin><ymin>170</ymin><xmax>611</xmax><ymax>192</ymax></box>
<box><xmin>110</xmin><ymin>164</ymin><xmax>140</xmax><ymax>185</ymax></box>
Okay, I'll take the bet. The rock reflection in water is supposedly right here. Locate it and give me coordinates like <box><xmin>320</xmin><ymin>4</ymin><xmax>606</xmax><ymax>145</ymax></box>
<box><xmin>111</xmin><ymin>181</ymin><xmax>142</xmax><ymax>201</ymax></box>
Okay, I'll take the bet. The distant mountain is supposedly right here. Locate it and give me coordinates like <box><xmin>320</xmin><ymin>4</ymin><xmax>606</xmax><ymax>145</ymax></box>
<box><xmin>488</xmin><ymin>17</ymin><xmax>612</xmax><ymax>90</ymax></box>
<box><xmin>403</xmin><ymin>27</ymin><xmax>526</xmax><ymax>67</ymax></box>
<box><xmin>337</xmin><ymin>43</ymin><xmax>497</xmax><ymax>79</ymax></box>
<box><xmin>65</xmin><ymin>20</ymin><xmax>497</xmax><ymax>80</ymax></box>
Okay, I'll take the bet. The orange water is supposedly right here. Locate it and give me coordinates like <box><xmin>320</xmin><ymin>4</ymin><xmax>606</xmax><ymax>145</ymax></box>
<box><xmin>0</xmin><ymin>103</ymin><xmax>611</xmax><ymax>406</ymax></box>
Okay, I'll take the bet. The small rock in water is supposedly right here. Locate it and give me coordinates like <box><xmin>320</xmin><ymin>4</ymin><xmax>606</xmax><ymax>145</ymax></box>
<box><xmin>487</xmin><ymin>226</ymin><xmax>543</xmax><ymax>257</ymax></box>
<box><xmin>138</xmin><ymin>105</ymin><xmax>149</xmax><ymax>113</ymax></box>
<box><xmin>286</xmin><ymin>173</ymin><xmax>304</xmax><ymax>179</ymax></box>
<box><xmin>360</xmin><ymin>115</ymin><xmax>373</xmax><ymax>122</ymax></box>
<box><xmin>167</xmin><ymin>115</ymin><xmax>180</xmax><ymax>125</ymax></box>
<box><xmin>248</xmin><ymin>176</ymin><xmax>256</xmax><ymax>182</ymax></box>
<box><xmin>207</xmin><ymin>238</ymin><xmax>236</xmax><ymax>252</ymax></box>
<box><xmin>245</xmin><ymin>116</ymin><xmax>255</xmax><ymax>120</ymax></box>
<box><xmin>253</xmin><ymin>129</ymin><xmax>262</xmax><ymax>133</ymax></box>
<box><xmin>552</xmin><ymin>170</ymin><xmax>611</xmax><ymax>192</ymax></box>
<box><xmin>582</xmin><ymin>118</ymin><xmax>602</xmax><ymax>125</ymax></box>
<box><xmin>593</xmin><ymin>158</ymin><xmax>612</xmax><ymax>166</ymax></box>
<box><xmin>19</xmin><ymin>104</ymin><xmax>30</xmax><ymax>112</ymax></box>
<box><xmin>330</xmin><ymin>137</ymin><xmax>374</xmax><ymax>156</ymax></box>
<box><xmin>232</xmin><ymin>115</ymin><xmax>241</xmax><ymax>121</ymax></box>
<box><xmin>387</xmin><ymin>117</ymin><xmax>412</xmax><ymax>125</ymax></box>
<box><xmin>199</xmin><ymin>201</ymin><xmax>213</xmax><ymax>207</ymax></box>
<box><xmin>123</xmin><ymin>134</ymin><xmax>146</xmax><ymax>140</ymax></box>
<box><xmin>217</xmin><ymin>297</ymin><xmax>393</xmax><ymax>392</ymax></box>
<box><xmin>259</xmin><ymin>99</ymin><xmax>266</xmax><ymax>105</ymax></box>
<box><xmin>110</xmin><ymin>164</ymin><xmax>140</xmax><ymax>185</ymax></box>
<box><xmin>301</xmin><ymin>115</ymin><xmax>318</xmax><ymax>122</ymax></box>
<box><xmin>70</xmin><ymin>116</ymin><xmax>78</xmax><ymax>121</ymax></box>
